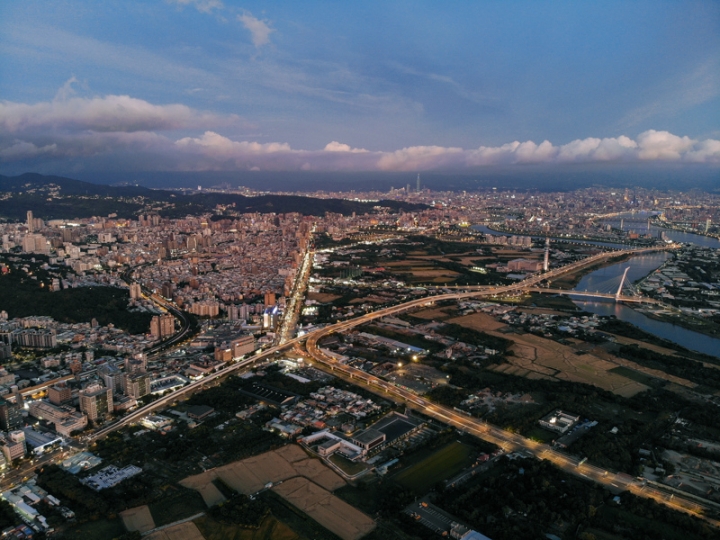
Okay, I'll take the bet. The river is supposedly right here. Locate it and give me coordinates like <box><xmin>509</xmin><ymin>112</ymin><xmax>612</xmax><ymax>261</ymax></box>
<box><xmin>601</xmin><ymin>211</ymin><xmax>720</xmax><ymax>249</ymax></box>
<box><xmin>472</xmin><ymin>220</ymin><xmax>720</xmax><ymax>357</ymax></box>
<box><xmin>571</xmin><ymin>253</ymin><xmax>720</xmax><ymax>358</ymax></box>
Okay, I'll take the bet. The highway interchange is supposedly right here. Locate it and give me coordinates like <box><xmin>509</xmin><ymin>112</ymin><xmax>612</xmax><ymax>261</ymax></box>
<box><xmin>8</xmin><ymin>241</ymin><xmax>720</xmax><ymax>527</ymax></box>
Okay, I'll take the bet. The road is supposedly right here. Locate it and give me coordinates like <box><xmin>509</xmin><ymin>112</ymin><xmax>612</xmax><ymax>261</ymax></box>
<box><xmin>14</xmin><ymin>242</ymin><xmax>717</xmax><ymax>526</ymax></box>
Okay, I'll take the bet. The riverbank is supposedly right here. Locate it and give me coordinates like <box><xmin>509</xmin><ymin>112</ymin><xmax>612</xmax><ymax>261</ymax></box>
<box><xmin>550</xmin><ymin>253</ymin><xmax>634</xmax><ymax>290</ymax></box>
<box><xmin>639</xmin><ymin>309</ymin><xmax>720</xmax><ymax>339</ymax></box>
<box><xmin>478</xmin><ymin>223</ymin><xmax>645</xmax><ymax>247</ymax></box>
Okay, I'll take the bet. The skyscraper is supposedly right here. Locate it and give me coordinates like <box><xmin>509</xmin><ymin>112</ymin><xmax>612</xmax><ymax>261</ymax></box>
<box><xmin>26</xmin><ymin>210</ymin><xmax>34</xmax><ymax>232</ymax></box>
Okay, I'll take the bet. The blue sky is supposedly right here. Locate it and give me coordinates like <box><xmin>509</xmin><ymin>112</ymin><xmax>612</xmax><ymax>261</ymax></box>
<box><xmin>1</xmin><ymin>0</ymin><xmax>719</xmax><ymax>173</ymax></box>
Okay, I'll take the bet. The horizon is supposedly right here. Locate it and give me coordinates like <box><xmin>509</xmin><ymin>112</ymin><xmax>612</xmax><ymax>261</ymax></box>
<box><xmin>1</xmin><ymin>1</ymin><xmax>719</xmax><ymax>178</ymax></box>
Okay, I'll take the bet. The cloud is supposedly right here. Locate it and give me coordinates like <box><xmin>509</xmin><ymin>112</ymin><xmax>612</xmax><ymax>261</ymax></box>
<box><xmin>168</xmin><ymin>0</ymin><xmax>224</xmax><ymax>14</ymax></box>
<box><xmin>238</xmin><ymin>12</ymin><xmax>274</xmax><ymax>47</ymax></box>
<box><xmin>323</xmin><ymin>141</ymin><xmax>368</xmax><ymax>153</ymax></box>
<box><xmin>0</xmin><ymin>94</ymin><xmax>240</xmax><ymax>134</ymax></box>
<box><xmin>1</xmin><ymin>90</ymin><xmax>718</xmax><ymax>170</ymax></box>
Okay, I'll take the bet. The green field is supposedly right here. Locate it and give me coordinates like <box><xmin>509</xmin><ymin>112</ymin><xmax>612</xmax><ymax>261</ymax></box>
<box><xmin>525</xmin><ymin>426</ymin><xmax>556</xmax><ymax>443</ymax></box>
<box><xmin>609</xmin><ymin>366</ymin><xmax>661</xmax><ymax>387</ymax></box>
<box><xmin>195</xmin><ymin>514</ymin><xmax>300</xmax><ymax>540</ymax></box>
<box><xmin>393</xmin><ymin>442</ymin><xmax>472</xmax><ymax>492</ymax></box>
<box><xmin>62</xmin><ymin>518</ymin><xmax>126</xmax><ymax>540</ymax></box>
<box><xmin>149</xmin><ymin>489</ymin><xmax>207</xmax><ymax>527</ymax></box>
<box><xmin>329</xmin><ymin>454</ymin><xmax>368</xmax><ymax>476</ymax></box>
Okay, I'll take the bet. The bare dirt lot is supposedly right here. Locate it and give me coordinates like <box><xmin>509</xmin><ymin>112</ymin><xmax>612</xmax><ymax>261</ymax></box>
<box><xmin>447</xmin><ymin>310</ymin><xmax>648</xmax><ymax>396</ymax></box>
<box><xmin>146</xmin><ymin>521</ymin><xmax>205</xmax><ymax>540</ymax></box>
<box><xmin>448</xmin><ymin>312</ymin><xmax>507</xmax><ymax>332</ymax></box>
<box><xmin>273</xmin><ymin>477</ymin><xmax>375</xmax><ymax>540</ymax></box>
<box><xmin>412</xmin><ymin>308</ymin><xmax>454</xmax><ymax>320</ymax></box>
<box><xmin>120</xmin><ymin>505</ymin><xmax>155</xmax><ymax>533</ymax></box>
<box><xmin>307</xmin><ymin>292</ymin><xmax>342</xmax><ymax>303</ymax></box>
<box><xmin>181</xmin><ymin>445</ymin><xmax>346</xmax><ymax>499</ymax></box>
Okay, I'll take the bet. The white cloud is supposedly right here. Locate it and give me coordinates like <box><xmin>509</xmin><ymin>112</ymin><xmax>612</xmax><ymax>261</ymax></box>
<box><xmin>1</xmin><ymin>90</ymin><xmax>718</xmax><ymax>169</ymax></box>
<box><xmin>168</xmin><ymin>0</ymin><xmax>224</xmax><ymax>14</ymax></box>
<box><xmin>238</xmin><ymin>12</ymin><xmax>274</xmax><ymax>48</ymax></box>
<box><xmin>176</xmin><ymin>131</ymin><xmax>291</xmax><ymax>155</ymax></box>
<box><xmin>0</xmin><ymin>94</ymin><xmax>239</xmax><ymax>134</ymax></box>
<box><xmin>636</xmin><ymin>130</ymin><xmax>696</xmax><ymax>160</ymax></box>
<box><xmin>323</xmin><ymin>141</ymin><xmax>368</xmax><ymax>153</ymax></box>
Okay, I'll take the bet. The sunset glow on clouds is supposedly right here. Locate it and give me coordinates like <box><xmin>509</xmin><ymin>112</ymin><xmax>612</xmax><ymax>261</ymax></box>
<box><xmin>0</xmin><ymin>1</ymin><xmax>718</xmax><ymax>174</ymax></box>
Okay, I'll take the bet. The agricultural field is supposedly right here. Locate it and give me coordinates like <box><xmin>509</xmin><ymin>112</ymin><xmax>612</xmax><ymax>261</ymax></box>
<box><xmin>194</xmin><ymin>514</ymin><xmax>300</xmax><ymax>540</ymax></box>
<box><xmin>393</xmin><ymin>442</ymin><xmax>473</xmax><ymax>492</ymax></box>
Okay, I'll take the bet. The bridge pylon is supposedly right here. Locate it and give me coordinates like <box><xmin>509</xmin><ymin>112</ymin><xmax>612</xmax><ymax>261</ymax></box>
<box><xmin>616</xmin><ymin>267</ymin><xmax>630</xmax><ymax>301</ymax></box>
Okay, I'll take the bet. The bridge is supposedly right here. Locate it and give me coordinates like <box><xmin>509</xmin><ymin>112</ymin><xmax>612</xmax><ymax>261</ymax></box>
<box><xmin>526</xmin><ymin>288</ymin><xmax>662</xmax><ymax>304</ymax></box>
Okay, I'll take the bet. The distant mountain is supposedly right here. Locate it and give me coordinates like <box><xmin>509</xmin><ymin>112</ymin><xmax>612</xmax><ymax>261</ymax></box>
<box><xmin>0</xmin><ymin>173</ymin><xmax>425</xmax><ymax>221</ymax></box>
<box><xmin>69</xmin><ymin>165</ymin><xmax>720</xmax><ymax>193</ymax></box>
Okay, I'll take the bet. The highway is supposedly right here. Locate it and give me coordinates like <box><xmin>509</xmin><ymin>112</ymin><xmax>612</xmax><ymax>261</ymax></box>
<box><xmin>304</xmin><ymin>333</ymin><xmax>719</xmax><ymax>525</ymax></box>
<box><xmin>13</xmin><ymin>241</ymin><xmax>717</xmax><ymax>526</ymax></box>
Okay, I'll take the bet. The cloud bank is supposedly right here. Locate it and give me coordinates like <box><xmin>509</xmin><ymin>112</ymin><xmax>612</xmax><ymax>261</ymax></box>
<box><xmin>1</xmin><ymin>91</ymin><xmax>719</xmax><ymax>171</ymax></box>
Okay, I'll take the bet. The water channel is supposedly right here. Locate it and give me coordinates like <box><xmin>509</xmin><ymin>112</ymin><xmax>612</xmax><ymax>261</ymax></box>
<box><xmin>472</xmin><ymin>220</ymin><xmax>720</xmax><ymax>357</ymax></box>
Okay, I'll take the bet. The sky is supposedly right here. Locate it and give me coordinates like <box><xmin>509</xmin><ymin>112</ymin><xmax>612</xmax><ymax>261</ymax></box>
<box><xmin>1</xmin><ymin>0</ymin><xmax>719</xmax><ymax>175</ymax></box>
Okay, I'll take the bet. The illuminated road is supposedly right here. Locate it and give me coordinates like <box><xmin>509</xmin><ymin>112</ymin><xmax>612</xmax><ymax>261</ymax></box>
<box><xmin>15</xmin><ymin>242</ymin><xmax>717</xmax><ymax>526</ymax></box>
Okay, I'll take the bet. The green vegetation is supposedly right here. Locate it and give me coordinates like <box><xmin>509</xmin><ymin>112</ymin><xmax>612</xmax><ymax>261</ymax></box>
<box><xmin>209</xmin><ymin>494</ymin><xmax>270</xmax><ymax>528</ymax></box>
<box><xmin>62</xmin><ymin>518</ymin><xmax>127</xmax><ymax>540</ymax></box>
<box><xmin>148</xmin><ymin>489</ymin><xmax>206</xmax><ymax>527</ymax></box>
<box><xmin>617</xmin><ymin>344</ymin><xmax>720</xmax><ymax>390</ymax></box>
<box><xmin>608</xmin><ymin>366</ymin><xmax>663</xmax><ymax>387</ymax></box>
<box><xmin>0</xmin><ymin>258</ymin><xmax>151</xmax><ymax>334</ymax></box>
<box><xmin>195</xmin><ymin>513</ymin><xmax>300</xmax><ymax>540</ymax></box>
<box><xmin>433</xmin><ymin>457</ymin><xmax>716</xmax><ymax>540</ymax></box>
<box><xmin>393</xmin><ymin>442</ymin><xmax>472</xmax><ymax>492</ymax></box>
<box><xmin>0</xmin><ymin>499</ymin><xmax>19</xmax><ymax>530</ymax></box>
<box><xmin>436</xmin><ymin>323</ymin><xmax>512</xmax><ymax>353</ymax></box>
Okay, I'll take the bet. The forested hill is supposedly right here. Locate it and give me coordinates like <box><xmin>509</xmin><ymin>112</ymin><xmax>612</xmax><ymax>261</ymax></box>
<box><xmin>0</xmin><ymin>173</ymin><xmax>426</xmax><ymax>220</ymax></box>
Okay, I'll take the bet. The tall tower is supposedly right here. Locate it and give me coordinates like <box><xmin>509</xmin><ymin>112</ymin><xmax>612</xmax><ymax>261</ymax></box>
<box><xmin>26</xmin><ymin>210</ymin><xmax>34</xmax><ymax>232</ymax></box>
<box><xmin>416</xmin><ymin>174</ymin><xmax>421</xmax><ymax>192</ymax></box>
<box><xmin>543</xmin><ymin>237</ymin><xmax>550</xmax><ymax>272</ymax></box>
<box><xmin>620</xmin><ymin>218</ymin><xmax>624</xmax><ymax>231</ymax></box>
<box><xmin>706</xmin><ymin>219</ymin><xmax>711</xmax><ymax>234</ymax></box>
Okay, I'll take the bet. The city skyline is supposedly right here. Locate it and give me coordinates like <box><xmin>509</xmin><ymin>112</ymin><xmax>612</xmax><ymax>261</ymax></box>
<box><xmin>1</xmin><ymin>1</ymin><xmax>719</xmax><ymax>174</ymax></box>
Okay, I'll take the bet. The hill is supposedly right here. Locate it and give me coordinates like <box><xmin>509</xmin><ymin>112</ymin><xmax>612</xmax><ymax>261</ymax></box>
<box><xmin>0</xmin><ymin>173</ymin><xmax>425</xmax><ymax>220</ymax></box>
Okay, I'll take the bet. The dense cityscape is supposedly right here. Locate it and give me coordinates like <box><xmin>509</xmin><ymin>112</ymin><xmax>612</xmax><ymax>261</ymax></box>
<box><xmin>2</xmin><ymin>1</ymin><xmax>720</xmax><ymax>539</ymax></box>
<box><xmin>0</xmin><ymin>174</ymin><xmax>718</xmax><ymax>539</ymax></box>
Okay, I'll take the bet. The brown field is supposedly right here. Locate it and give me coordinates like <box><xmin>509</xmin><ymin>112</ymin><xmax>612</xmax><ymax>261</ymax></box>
<box><xmin>412</xmin><ymin>308</ymin><xmax>454</xmax><ymax>320</ymax></box>
<box><xmin>446</xmin><ymin>310</ymin><xmax>700</xmax><ymax>394</ymax></box>
<box><xmin>499</xmin><ymin>331</ymin><xmax>648</xmax><ymax>396</ymax></box>
<box><xmin>146</xmin><ymin>521</ymin><xmax>205</xmax><ymax>540</ymax></box>
<box><xmin>307</xmin><ymin>292</ymin><xmax>342</xmax><ymax>303</ymax></box>
<box><xmin>181</xmin><ymin>445</ymin><xmax>346</xmax><ymax>500</ymax></box>
<box><xmin>448</xmin><ymin>312</ymin><xmax>507</xmax><ymax>332</ymax></box>
<box><xmin>273</xmin><ymin>477</ymin><xmax>375</xmax><ymax>540</ymax></box>
<box><xmin>181</xmin><ymin>477</ymin><xmax>225</xmax><ymax>507</ymax></box>
<box><xmin>120</xmin><ymin>505</ymin><xmax>155</xmax><ymax>533</ymax></box>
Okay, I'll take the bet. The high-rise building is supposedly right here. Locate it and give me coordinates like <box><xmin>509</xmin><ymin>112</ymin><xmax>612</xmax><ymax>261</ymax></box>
<box><xmin>416</xmin><ymin>174</ymin><xmax>421</xmax><ymax>192</ymax></box>
<box><xmin>124</xmin><ymin>373</ymin><xmax>151</xmax><ymax>399</ymax></box>
<box><xmin>79</xmin><ymin>383</ymin><xmax>113</xmax><ymax>422</ymax></box>
<box><xmin>149</xmin><ymin>314</ymin><xmax>175</xmax><ymax>339</ymax></box>
<box><xmin>26</xmin><ymin>211</ymin><xmax>34</xmax><ymax>232</ymax></box>
<box><xmin>98</xmin><ymin>363</ymin><xmax>124</xmax><ymax>394</ymax></box>
<box><xmin>129</xmin><ymin>283</ymin><xmax>142</xmax><ymax>299</ymax></box>
<box><xmin>0</xmin><ymin>398</ymin><xmax>23</xmax><ymax>431</ymax></box>
<box><xmin>0</xmin><ymin>431</ymin><xmax>26</xmax><ymax>462</ymax></box>
<box><xmin>264</xmin><ymin>292</ymin><xmax>276</xmax><ymax>307</ymax></box>
<box><xmin>47</xmin><ymin>382</ymin><xmax>73</xmax><ymax>406</ymax></box>
<box><xmin>125</xmin><ymin>354</ymin><xmax>147</xmax><ymax>375</ymax></box>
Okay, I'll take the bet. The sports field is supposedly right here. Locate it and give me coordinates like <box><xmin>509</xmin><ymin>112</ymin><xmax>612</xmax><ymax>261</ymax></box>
<box><xmin>393</xmin><ymin>442</ymin><xmax>472</xmax><ymax>492</ymax></box>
